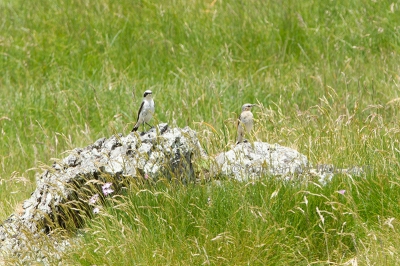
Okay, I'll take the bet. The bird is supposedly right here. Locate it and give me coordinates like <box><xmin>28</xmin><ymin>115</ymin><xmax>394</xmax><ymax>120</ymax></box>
<box><xmin>236</xmin><ymin>103</ymin><xmax>255</xmax><ymax>144</ymax></box>
<box><xmin>131</xmin><ymin>90</ymin><xmax>155</xmax><ymax>132</ymax></box>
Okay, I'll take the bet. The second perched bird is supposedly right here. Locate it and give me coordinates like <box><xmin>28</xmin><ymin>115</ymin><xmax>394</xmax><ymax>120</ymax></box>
<box><xmin>131</xmin><ymin>90</ymin><xmax>155</xmax><ymax>132</ymax></box>
<box><xmin>236</xmin><ymin>103</ymin><xmax>255</xmax><ymax>144</ymax></box>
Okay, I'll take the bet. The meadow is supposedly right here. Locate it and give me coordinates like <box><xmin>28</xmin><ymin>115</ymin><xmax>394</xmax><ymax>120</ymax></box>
<box><xmin>0</xmin><ymin>0</ymin><xmax>400</xmax><ymax>264</ymax></box>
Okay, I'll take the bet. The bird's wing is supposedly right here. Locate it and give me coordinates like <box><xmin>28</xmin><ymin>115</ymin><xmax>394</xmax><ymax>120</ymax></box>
<box><xmin>136</xmin><ymin>101</ymin><xmax>145</xmax><ymax>122</ymax></box>
<box><xmin>237</xmin><ymin>113</ymin><xmax>242</xmax><ymax>127</ymax></box>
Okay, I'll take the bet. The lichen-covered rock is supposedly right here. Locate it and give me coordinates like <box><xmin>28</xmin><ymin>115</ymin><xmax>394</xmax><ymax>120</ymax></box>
<box><xmin>215</xmin><ymin>142</ymin><xmax>309</xmax><ymax>181</ymax></box>
<box><xmin>0</xmin><ymin>123</ymin><xmax>205</xmax><ymax>262</ymax></box>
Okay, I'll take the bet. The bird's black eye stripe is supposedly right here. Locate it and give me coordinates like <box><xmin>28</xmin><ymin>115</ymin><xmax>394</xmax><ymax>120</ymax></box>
<box><xmin>143</xmin><ymin>92</ymin><xmax>152</xmax><ymax>97</ymax></box>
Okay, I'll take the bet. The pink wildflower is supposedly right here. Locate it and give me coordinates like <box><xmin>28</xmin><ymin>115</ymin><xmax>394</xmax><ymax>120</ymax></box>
<box><xmin>337</xmin><ymin>189</ymin><xmax>346</xmax><ymax>195</ymax></box>
<box><xmin>89</xmin><ymin>194</ymin><xmax>99</xmax><ymax>205</ymax></box>
<box><xmin>102</xmin><ymin>182</ymin><xmax>114</xmax><ymax>196</ymax></box>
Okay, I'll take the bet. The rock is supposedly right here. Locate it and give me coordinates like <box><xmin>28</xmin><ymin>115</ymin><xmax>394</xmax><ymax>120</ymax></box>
<box><xmin>0</xmin><ymin>124</ymin><xmax>323</xmax><ymax>264</ymax></box>
<box><xmin>215</xmin><ymin>142</ymin><xmax>309</xmax><ymax>181</ymax></box>
<box><xmin>0</xmin><ymin>123</ymin><xmax>205</xmax><ymax>263</ymax></box>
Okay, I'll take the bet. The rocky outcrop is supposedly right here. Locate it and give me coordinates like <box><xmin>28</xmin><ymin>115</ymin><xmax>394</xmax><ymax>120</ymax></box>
<box><xmin>0</xmin><ymin>123</ymin><xmax>205</xmax><ymax>262</ymax></box>
<box><xmin>215</xmin><ymin>142</ymin><xmax>309</xmax><ymax>181</ymax></box>
<box><xmin>0</xmin><ymin>124</ymin><xmax>319</xmax><ymax>263</ymax></box>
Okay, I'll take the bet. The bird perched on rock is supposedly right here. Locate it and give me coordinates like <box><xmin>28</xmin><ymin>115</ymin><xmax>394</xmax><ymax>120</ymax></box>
<box><xmin>236</xmin><ymin>103</ymin><xmax>256</xmax><ymax>144</ymax></box>
<box><xmin>131</xmin><ymin>90</ymin><xmax>155</xmax><ymax>132</ymax></box>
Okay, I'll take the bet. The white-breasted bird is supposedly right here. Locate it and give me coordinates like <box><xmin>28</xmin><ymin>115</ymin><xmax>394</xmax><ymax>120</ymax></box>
<box><xmin>131</xmin><ymin>90</ymin><xmax>155</xmax><ymax>132</ymax></box>
<box><xmin>236</xmin><ymin>103</ymin><xmax>255</xmax><ymax>144</ymax></box>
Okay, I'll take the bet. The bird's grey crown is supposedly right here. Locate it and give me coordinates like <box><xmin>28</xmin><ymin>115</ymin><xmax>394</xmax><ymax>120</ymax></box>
<box><xmin>241</xmin><ymin>103</ymin><xmax>253</xmax><ymax>111</ymax></box>
<box><xmin>143</xmin><ymin>90</ymin><xmax>153</xmax><ymax>97</ymax></box>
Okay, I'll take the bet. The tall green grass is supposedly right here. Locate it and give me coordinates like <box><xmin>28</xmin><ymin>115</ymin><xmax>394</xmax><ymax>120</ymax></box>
<box><xmin>67</xmin><ymin>175</ymin><xmax>399</xmax><ymax>265</ymax></box>
<box><xmin>0</xmin><ymin>0</ymin><xmax>399</xmax><ymax>264</ymax></box>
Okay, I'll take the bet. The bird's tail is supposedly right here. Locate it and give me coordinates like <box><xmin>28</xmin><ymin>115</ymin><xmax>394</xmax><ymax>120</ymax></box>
<box><xmin>236</xmin><ymin>132</ymin><xmax>243</xmax><ymax>144</ymax></box>
<box><xmin>131</xmin><ymin>124</ymin><xmax>139</xmax><ymax>132</ymax></box>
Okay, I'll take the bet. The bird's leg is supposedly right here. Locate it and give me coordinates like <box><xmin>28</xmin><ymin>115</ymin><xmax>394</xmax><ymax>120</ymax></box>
<box><xmin>137</xmin><ymin>124</ymin><xmax>146</xmax><ymax>136</ymax></box>
<box><xmin>145</xmin><ymin>122</ymin><xmax>154</xmax><ymax>129</ymax></box>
